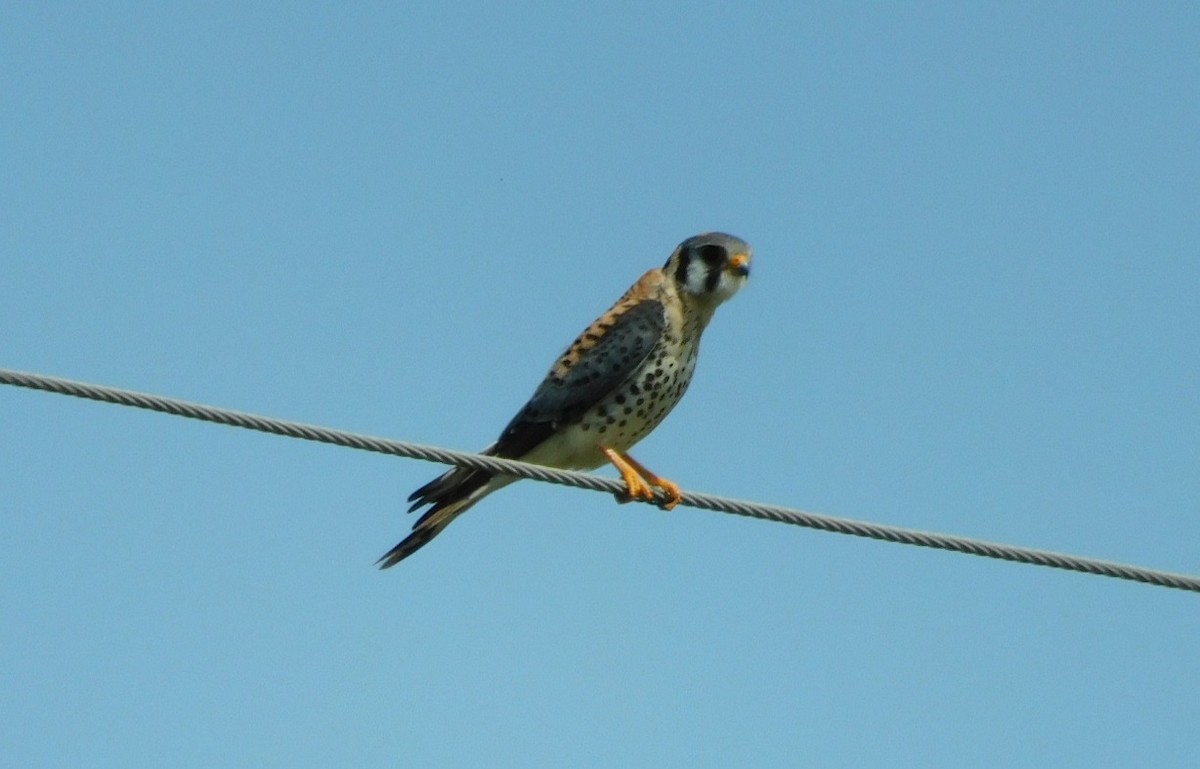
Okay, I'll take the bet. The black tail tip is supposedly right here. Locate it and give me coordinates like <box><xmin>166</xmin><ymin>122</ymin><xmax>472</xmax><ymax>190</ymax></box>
<box><xmin>375</xmin><ymin>525</ymin><xmax>441</xmax><ymax>569</ymax></box>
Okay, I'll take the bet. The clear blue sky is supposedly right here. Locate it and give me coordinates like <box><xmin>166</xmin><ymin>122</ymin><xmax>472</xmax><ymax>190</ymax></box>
<box><xmin>3</xmin><ymin>3</ymin><xmax>1198</xmax><ymax>767</ymax></box>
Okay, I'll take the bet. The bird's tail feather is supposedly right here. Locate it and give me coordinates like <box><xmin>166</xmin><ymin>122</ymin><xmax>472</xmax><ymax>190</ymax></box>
<box><xmin>377</xmin><ymin>444</ymin><xmax>510</xmax><ymax>568</ymax></box>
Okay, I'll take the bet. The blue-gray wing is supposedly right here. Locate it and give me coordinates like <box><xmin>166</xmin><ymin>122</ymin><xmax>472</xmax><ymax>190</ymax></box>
<box><xmin>494</xmin><ymin>298</ymin><xmax>666</xmax><ymax>457</ymax></box>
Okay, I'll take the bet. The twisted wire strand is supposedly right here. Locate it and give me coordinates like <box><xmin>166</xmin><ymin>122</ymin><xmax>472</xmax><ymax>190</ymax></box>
<box><xmin>3</xmin><ymin>367</ymin><xmax>1198</xmax><ymax>593</ymax></box>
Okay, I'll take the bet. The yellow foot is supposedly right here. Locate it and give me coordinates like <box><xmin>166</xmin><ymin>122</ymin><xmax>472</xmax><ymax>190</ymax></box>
<box><xmin>601</xmin><ymin>447</ymin><xmax>682</xmax><ymax>510</ymax></box>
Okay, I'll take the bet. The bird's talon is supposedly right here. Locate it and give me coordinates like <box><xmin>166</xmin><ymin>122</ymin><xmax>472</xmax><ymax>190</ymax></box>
<box><xmin>655</xmin><ymin>491</ymin><xmax>681</xmax><ymax>511</ymax></box>
<box><xmin>603</xmin><ymin>446</ymin><xmax>684</xmax><ymax>510</ymax></box>
<box><xmin>651</xmin><ymin>479</ymin><xmax>683</xmax><ymax>510</ymax></box>
<box><xmin>624</xmin><ymin>476</ymin><xmax>658</xmax><ymax>503</ymax></box>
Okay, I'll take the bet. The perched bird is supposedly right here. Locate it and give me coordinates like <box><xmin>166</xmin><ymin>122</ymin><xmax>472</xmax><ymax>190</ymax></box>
<box><xmin>378</xmin><ymin>232</ymin><xmax>752</xmax><ymax>567</ymax></box>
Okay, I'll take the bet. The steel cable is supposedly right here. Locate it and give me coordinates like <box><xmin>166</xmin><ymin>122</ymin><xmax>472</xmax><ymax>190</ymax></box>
<box><xmin>3</xmin><ymin>367</ymin><xmax>1197</xmax><ymax>593</ymax></box>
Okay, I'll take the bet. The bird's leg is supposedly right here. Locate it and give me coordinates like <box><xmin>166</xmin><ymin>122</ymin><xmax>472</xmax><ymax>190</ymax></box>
<box><xmin>602</xmin><ymin>446</ymin><xmax>657</xmax><ymax>505</ymax></box>
<box><xmin>601</xmin><ymin>447</ymin><xmax>682</xmax><ymax>510</ymax></box>
<box><xmin>620</xmin><ymin>451</ymin><xmax>683</xmax><ymax>510</ymax></box>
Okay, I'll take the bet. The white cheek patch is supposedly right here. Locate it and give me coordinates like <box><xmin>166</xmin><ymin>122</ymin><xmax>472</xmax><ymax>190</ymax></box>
<box><xmin>685</xmin><ymin>260</ymin><xmax>709</xmax><ymax>294</ymax></box>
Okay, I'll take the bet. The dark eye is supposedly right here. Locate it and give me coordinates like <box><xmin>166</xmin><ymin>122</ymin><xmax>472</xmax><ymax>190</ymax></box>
<box><xmin>698</xmin><ymin>244</ymin><xmax>727</xmax><ymax>267</ymax></box>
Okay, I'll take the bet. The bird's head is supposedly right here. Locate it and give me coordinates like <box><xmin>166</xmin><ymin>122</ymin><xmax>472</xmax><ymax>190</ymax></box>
<box><xmin>666</xmin><ymin>232</ymin><xmax>752</xmax><ymax>307</ymax></box>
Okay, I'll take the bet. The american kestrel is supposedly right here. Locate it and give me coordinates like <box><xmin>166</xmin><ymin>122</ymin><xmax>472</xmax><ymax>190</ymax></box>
<box><xmin>378</xmin><ymin>232</ymin><xmax>751</xmax><ymax>567</ymax></box>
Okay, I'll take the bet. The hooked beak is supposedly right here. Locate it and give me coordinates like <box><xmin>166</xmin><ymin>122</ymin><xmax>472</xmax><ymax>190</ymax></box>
<box><xmin>727</xmin><ymin>252</ymin><xmax>751</xmax><ymax>278</ymax></box>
